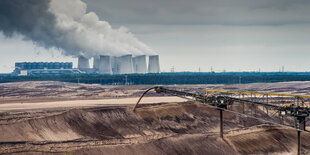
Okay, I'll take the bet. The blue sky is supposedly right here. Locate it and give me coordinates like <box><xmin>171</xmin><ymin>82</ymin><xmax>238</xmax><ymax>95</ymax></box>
<box><xmin>0</xmin><ymin>0</ymin><xmax>310</xmax><ymax>73</ymax></box>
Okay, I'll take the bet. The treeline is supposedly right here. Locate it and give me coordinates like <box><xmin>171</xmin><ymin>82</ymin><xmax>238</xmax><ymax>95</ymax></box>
<box><xmin>2</xmin><ymin>72</ymin><xmax>310</xmax><ymax>85</ymax></box>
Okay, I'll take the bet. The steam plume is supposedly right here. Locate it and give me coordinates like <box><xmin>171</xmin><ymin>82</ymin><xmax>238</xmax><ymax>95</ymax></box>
<box><xmin>0</xmin><ymin>0</ymin><xmax>156</xmax><ymax>58</ymax></box>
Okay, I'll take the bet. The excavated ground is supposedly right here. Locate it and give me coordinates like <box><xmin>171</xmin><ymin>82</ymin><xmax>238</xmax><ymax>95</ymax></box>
<box><xmin>1</xmin><ymin>102</ymin><xmax>310</xmax><ymax>155</ymax></box>
<box><xmin>1</xmin><ymin>81</ymin><xmax>310</xmax><ymax>154</ymax></box>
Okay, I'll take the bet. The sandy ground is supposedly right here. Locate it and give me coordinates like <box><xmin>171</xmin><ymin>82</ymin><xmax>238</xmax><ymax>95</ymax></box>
<box><xmin>1</xmin><ymin>81</ymin><xmax>310</xmax><ymax>154</ymax></box>
<box><xmin>1</xmin><ymin>103</ymin><xmax>309</xmax><ymax>155</ymax></box>
<box><xmin>0</xmin><ymin>96</ymin><xmax>187</xmax><ymax>112</ymax></box>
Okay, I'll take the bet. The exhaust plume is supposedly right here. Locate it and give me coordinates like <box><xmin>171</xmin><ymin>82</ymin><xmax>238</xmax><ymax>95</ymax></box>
<box><xmin>0</xmin><ymin>0</ymin><xmax>156</xmax><ymax>58</ymax></box>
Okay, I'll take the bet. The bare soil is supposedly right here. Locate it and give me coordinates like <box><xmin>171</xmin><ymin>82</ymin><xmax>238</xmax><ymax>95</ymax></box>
<box><xmin>0</xmin><ymin>81</ymin><xmax>310</xmax><ymax>154</ymax></box>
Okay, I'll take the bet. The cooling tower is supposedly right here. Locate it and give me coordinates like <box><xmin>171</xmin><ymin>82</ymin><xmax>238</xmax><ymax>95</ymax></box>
<box><xmin>93</xmin><ymin>56</ymin><xmax>100</xmax><ymax>69</ymax></box>
<box><xmin>78</xmin><ymin>56</ymin><xmax>90</xmax><ymax>69</ymax></box>
<box><xmin>118</xmin><ymin>54</ymin><xmax>133</xmax><ymax>74</ymax></box>
<box><xmin>133</xmin><ymin>55</ymin><xmax>147</xmax><ymax>74</ymax></box>
<box><xmin>110</xmin><ymin>56</ymin><xmax>118</xmax><ymax>74</ymax></box>
<box><xmin>99</xmin><ymin>55</ymin><xmax>112</xmax><ymax>74</ymax></box>
<box><xmin>148</xmin><ymin>55</ymin><xmax>160</xmax><ymax>73</ymax></box>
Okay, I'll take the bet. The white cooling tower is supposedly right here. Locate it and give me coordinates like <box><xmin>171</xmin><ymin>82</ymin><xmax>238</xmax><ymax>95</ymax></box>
<box><xmin>148</xmin><ymin>55</ymin><xmax>160</xmax><ymax>73</ymax></box>
<box><xmin>78</xmin><ymin>56</ymin><xmax>90</xmax><ymax>69</ymax></box>
<box><xmin>118</xmin><ymin>54</ymin><xmax>133</xmax><ymax>74</ymax></box>
<box><xmin>110</xmin><ymin>56</ymin><xmax>118</xmax><ymax>74</ymax></box>
<box><xmin>133</xmin><ymin>55</ymin><xmax>147</xmax><ymax>74</ymax></box>
<box><xmin>99</xmin><ymin>55</ymin><xmax>112</xmax><ymax>74</ymax></box>
<box><xmin>93</xmin><ymin>56</ymin><xmax>100</xmax><ymax>69</ymax></box>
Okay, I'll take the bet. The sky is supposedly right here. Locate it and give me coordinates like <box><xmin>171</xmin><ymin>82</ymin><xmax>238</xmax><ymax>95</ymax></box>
<box><xmin>0</xmin><ymin>0</ymin><xmax>310</xmax><ymax>73</ymax></box>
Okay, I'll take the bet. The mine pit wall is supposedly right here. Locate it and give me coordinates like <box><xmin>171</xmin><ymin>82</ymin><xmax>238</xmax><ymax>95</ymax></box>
<box><xmin>0</xmin><ymin>103</ymin><xmax>221</xmax><ymax>143</ymax></box>
<box><xmin>0</xmin><ymin>103</ymin><xmax>310</xmax><ymax>154</ymax></box>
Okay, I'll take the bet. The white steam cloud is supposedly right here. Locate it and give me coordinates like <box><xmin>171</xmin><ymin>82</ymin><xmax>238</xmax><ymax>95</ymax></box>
<box><xmin>49</xmin><ymin>0</ymin><xmax>156</xmax><ymax>58</ymax></box>
<box><xmin>0</xmin><ymin>0</ymin><xmax>156</xmax><ymax>59</ymax></box>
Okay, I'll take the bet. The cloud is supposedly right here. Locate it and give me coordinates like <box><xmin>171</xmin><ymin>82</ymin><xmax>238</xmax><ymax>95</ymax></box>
<box><xmin>86</xmin><ymin>0</ymin><xmax>310</xmax><ymax>25</ymax></box>
<box><xmin>0</xmin><ymin>0</ymin><xmax>155</xmax><ymax>59</ymax></box>
<box><xmin>0</xmin><ymin>0</ymin><xmax>58</xmax><ymax>47</ymax></box>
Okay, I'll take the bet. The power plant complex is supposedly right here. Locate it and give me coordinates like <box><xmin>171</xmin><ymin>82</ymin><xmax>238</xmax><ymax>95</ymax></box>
<box><xmin>13</xmin><ymin>55</ymin><xmax>160</xmax><ymax>76</ymax></box>
<box><xmin>78</xmin><ymin>54</ymin><xmax>160</xmax><ymax>74</ymax></box>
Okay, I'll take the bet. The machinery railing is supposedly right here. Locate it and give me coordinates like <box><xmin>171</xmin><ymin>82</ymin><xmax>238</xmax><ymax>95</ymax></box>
<box><xmin>133</xmin><ymin>86</ymin><xmax>310</xmax><ymax>155</ymax></box>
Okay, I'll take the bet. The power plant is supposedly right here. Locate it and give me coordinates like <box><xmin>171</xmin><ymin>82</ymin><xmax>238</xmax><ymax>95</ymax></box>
<box><xmin>77</xmin><ymin>54</ymin><xmax>160</xmax><ymax>75</ymax></box>
<box><xmin>2</xmin><ymin>0</ymin><xmax>162</xmax><ymax>76</ymax></box>
<box><xmin>12</xmin><ymin>62</ymin><xmax>82</xmax><ymax>76</ymax></box>
<box><xmin>13</xmin><ymin>55</ymin><xmax>160</xmax><ymax>76</ymax></box>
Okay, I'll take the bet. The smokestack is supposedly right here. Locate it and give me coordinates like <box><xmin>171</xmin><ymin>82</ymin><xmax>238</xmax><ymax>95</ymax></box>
<box><xmin>78</xmin><ymin>56</ymin><xmax>90</xmax><ymax>69</ymax></box>
<box><xmin>93</xmin><ymin>56</ymin><xmax>100</xmax><ymax>69</ymax></box>
<box><xmin>99</xmin><ymin>55</ymin><xmax>112</xmax><ymax>74</ymax></box>
<box><xmin>118</xmin><ymin>54</ymin><xmax>133</xmax><ymax>74</ymax></box>
<box><xmin>148</xmin><ymin>55</ymin><xmax>160</xmax><ymax>73</ymax></box>
<box><xmin>133</xmin><ymin>55</ymin><xmax>147</xmax><ymax>74</ymax></box>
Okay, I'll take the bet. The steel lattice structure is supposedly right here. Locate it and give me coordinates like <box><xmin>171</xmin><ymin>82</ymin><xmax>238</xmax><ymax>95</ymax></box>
<box><xmin>133</xmin><ymin>86</ymin><xmax>310</xmax><ymax>155</ymax></box>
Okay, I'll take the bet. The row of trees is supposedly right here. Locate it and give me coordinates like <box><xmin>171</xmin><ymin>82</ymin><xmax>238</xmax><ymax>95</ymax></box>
<box><xmin>2</xmin><ymin>72</ymin><xmax>310</xmax><ymax>85</ymax></box>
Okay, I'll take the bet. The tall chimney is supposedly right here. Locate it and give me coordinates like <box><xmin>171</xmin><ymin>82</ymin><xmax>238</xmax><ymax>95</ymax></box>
<box><xmin>99</xmin><ymin>55</ymin><xmax>112</xmax><ymax>74</ymax></box>
<box><xmin>78</xmin><ymin>56</ymin><xmax>90</xmax><ymax>69</ymax></box>
<box><xmin>118</xmin><ymin>54</ymin><xmax>133</xmax><ymax>74</ymax></box>
<box><xmin>133</xmin><ymin>55</ymin><xmax>147</xmax><ymax>74</ymax></box>
<box><xmin>148</xmin><ymin>55</ymin><xmax>160</xmax><ymax>73</ymax></box>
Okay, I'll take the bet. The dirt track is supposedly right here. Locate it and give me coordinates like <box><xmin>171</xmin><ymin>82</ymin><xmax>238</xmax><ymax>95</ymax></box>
<box><xmin>0</xmin><ymin>96</ymin><xmax>186</xmax><ymax>112</ymax></box>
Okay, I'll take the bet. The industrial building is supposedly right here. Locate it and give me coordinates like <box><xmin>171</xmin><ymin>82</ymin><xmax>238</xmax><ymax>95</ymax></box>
<box><xmin>148</xmin><ymin>55</ymin><xmax>160</xmax><ymax>73</ymax></box>
<box><xmin>118</xmin><ymin>55</ymin><xmax>134</xmax><ymax>74</ymax></box>
<box><xmin>15</xmin><ymin>62</ymin><xmax>72</xmax><ymax>70</ymax></box>
<box><xmin>77</xmin><ymin>56</ymin><xmax>94</xmax><ymax>73</ymax></box>
<box><xmin>13</xmin><ymin>54</ymin><xmax>160</xmax><ymax>76</ymax></box>
<box><xmin>77</xmin><ymin>54</ymin><xmax>160</xmax><ymax>75</ymax></box>
<box><xmin>133</xmin><ymin>55</ymin><xmax>147</xmax><ymax>74</ymax></box>
<box><xmin>78</xmin><ymin>56</ymin><xmax>90</xmax><ymax>69</ymax></box>
<box><xmin>13</xmin><ymin>62</ymin><xmax>82</xmax><ymax>76</ymax></box>
<box><xmin>93</xmin><ymin>56</ymin><xmax>100</xmax><ymax>72</ymax></box>
<box><xmin>98</xmin><ymin>55</ymin><xmax>112</xmax><ymax>74</ymax></box>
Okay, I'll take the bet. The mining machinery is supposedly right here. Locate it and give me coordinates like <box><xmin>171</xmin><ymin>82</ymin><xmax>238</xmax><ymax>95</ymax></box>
<box><xmin>133</xmin><ymin>86</ymin><xmax>310</xmax><ymax>155</ymax></box>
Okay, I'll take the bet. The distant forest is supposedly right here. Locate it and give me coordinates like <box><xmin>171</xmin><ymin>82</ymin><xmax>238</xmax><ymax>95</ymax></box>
<box><xmin>2</xmin><ymin>72</ymin><xmax>310</xmax><ymax>85</ymax></box>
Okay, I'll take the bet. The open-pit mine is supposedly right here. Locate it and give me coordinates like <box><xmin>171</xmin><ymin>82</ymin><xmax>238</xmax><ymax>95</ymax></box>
<box><xmin>0</xmin><ymin>81</ymin><xmax>310</xmax><ymax>155</ymax></box>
